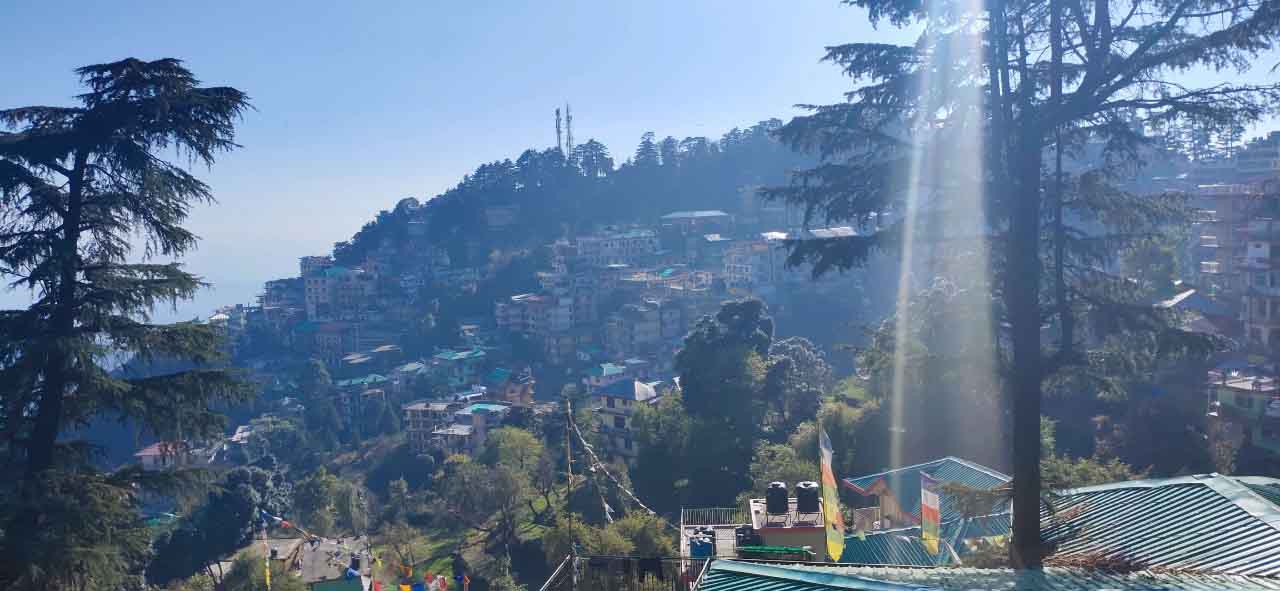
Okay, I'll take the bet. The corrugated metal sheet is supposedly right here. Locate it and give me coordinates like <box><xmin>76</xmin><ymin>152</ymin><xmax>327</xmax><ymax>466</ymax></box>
<box><xmin>1041</xmin><ymin>474</ymin><xmax>1280</xmax><ymax>576</ymax></box>
<box><xmin>707</xmin><ymin>562</ymin><xmax>1280</xmax><ymax>590</ymax></box>
<box><xmin>842</xmin><ymin>457</ymin><xmax>1010</xmax><ymax>524</ymax></box>
<box><xmin>697</xmin><ymin>561</ymin><xmax>928</xmax><ymax>591</ymax></box>
<box><xmin>839</xmin><ymin>514</ymin><xmax>1011</xmax><ymax>567</ymax></box>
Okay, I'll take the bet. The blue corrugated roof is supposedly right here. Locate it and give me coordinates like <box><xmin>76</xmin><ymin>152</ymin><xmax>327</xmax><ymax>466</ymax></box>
<box><xmin>843</xmin><ymin>457</ymin><xmax>1010</xmax><ymax>524</ymax></box>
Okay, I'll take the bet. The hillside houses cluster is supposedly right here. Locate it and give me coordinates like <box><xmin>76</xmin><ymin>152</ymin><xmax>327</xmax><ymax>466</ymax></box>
<box><xmin>192</xmin><ymin>201</ymin><xmax>860</xmax><ymax>464</ymax></box>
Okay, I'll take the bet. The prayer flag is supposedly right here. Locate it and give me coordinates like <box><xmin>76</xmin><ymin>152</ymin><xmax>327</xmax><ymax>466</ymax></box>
<box><xmin>920</xmin><ymin>472</ymin><xmax>941</xmax><ymax>556</ymax></box>
<box><xmin>400</xmin><ymin>585</ymin><xmax>411</xmax><ymax>591</ymax></box>
<box><xmin>819</xmin><ymin>426</ymin><xmax>846</xmax><ymax>561</ymax></box>
<box><xmin>374</xmin><ymin>582</ymin><xmax>382</xmax><ymax>591</ymax></box>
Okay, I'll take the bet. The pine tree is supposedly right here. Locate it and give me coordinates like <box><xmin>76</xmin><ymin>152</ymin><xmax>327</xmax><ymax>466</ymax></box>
<box><xmin>0</xmin><ymin>58</ymin><xmax>254</xmax><ymax>589</ymax></box>
<box><xmin>765</xmin><ymin>0</ymin><xmax>1280</xmax><ymax>566</ymax></box>
<box><xmin>633</xmin><ymin>132</ymin><xmax>660</xmax><ymax>168</ymax></box>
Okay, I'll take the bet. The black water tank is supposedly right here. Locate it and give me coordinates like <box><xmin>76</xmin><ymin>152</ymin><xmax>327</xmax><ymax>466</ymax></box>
<box><xmin>796</xmin><ymin>481</ymin><xmax>820</xmax><ymax>513</ymax></box>
<box><xmin>350</xmin><ymin>555</ymin><xmax>361</xmax><ymax>571</ymax></box>
<box><xmin>766</xmin><ymin>481</ymin><xmax>789</xmax><ymax>514</ymax></box>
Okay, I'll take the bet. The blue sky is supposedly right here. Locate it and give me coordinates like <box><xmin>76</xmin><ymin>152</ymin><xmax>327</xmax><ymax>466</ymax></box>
<box><xmin>1</xmin><ymin>1</ymin><xmax>1276</xmax><ymax>321</ymax></box>
<box><xmin>2</xmin><ymin>0</ymin><xmax>891</xmax><ymax>319</ymax></box>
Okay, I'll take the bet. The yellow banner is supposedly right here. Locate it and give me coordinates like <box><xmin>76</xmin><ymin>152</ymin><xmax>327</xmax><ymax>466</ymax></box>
<box><xmin>819</xmin><ymin>426</ymin><xmax>845</xmax><ymax>561</ymax></box>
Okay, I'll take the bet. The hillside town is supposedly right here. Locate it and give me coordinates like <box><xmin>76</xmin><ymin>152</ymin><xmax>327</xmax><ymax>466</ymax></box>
<box><xmin>10</xmin><ymin>2</ymin><xmax>1280</xmax><ymax>591</ymax></box>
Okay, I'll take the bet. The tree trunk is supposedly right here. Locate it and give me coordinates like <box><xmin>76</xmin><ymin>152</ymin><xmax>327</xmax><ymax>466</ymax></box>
<box><xmin>24</xmin><ymin>150</ymin><xmax>86</xmax><ymax>481</ymax></box>
<box><xmin>1007</xmin><ymin>131</ymin><xmax>1045</xmax><ymax>569</ymax></box>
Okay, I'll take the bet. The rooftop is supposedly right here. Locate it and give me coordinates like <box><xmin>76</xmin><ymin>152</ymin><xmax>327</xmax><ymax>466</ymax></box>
<box><xmin>402</xmin><ymin>400</ymin><xmax>455</xmax><ymax>412</ymax></box>
<box><xmin>805</xmin><ymin>226</ymin><xmax>857</xmax><ymax>239</ymax></box>
<box><xmin>588</xmin><ymin>362</ymin><xmax>627</xmax><ymax>377</ymax></box>
<box><xmin>697</xmin><ymin>560</ymin><xmax>1280</xmax><ymax>591</ymax></box>
<box><xmin>432</xmin><ymin>424</ymin><xmax>474</xmax><ymax>436</ymax></box>
<box><xmin>458</xmin><ymin>402</ymin><xmax>510</xmax><ymax>415</ymax></box>
<box><xmin>1040</xmin><ymin>473</ymin><xmax>1280</xmax><ymax>576</ymax></box>
<box><xmin>662</xmin><ymin>210</ymin><xmax>731</xmax><ymax>220</ymax></box>
<box><xmin>433</xmin><ymin>348</ymin><xmax>486</xmax><ymax>362</ymax></box>
<box><xmin>843</xmin><ymin>457</ymin><xmax>1011</xmax><ymax>525</ymax></box>
<box><xmin>597</xmin><ymin>379</ymin><xmax>660</xmax><ymax>402</ymax></box>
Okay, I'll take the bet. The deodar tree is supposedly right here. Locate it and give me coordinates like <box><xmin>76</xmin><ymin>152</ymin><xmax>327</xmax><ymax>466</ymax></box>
<box><xmin>0</xmin><ymin>58</ymin><xmax>253</xmax><ymax>589</ymax></box>
<box><xmin>768</xmin><ymin>0</ymin><xmax>1280</xmax><ymax>567</ymax></box>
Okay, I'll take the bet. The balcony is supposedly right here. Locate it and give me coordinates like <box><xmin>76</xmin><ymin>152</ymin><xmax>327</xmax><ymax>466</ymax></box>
<box><xmin>1200</xmin><ymin>235</ymin><xmax>1221</xmax><ymax>248</ymax></box>
<box><xmin>1201</xmin><ymin>261</ymin><xmax>1224</xmax><ymax>274</ymax></box>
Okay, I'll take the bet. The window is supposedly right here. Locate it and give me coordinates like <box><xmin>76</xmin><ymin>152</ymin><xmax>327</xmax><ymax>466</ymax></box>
<box><xmin>613</xmin><ymin>416</ymin><xmax>626</xmax><ymax>429</ymax></box>
<box><xmin>1257</xmin><ymin>272</ymin><xmax>1269</xmax><ymax>287</ymax></box>
<box><xmin>606</xmin><ymin>397</ymin><xmax>615</xmax><ymax>408</ymax></box>
<box><xmin>624</xmin><ymin>438</ymin><xmax>633</xmax><ymax>450</ymax></box>
<box><xmin>1241</xmin><ymin>395</ymin><xmax>1256</xmax><ymax>410</ymax></box>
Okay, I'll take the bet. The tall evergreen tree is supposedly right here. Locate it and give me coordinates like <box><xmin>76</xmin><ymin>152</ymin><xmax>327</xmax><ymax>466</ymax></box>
<box><xmin>633</xmin><ymin>132</ymin><xmax>660</xmax><ymax>168</ymax></box>
<box><xmin>766</xmin><ymin>0</ymin><xmax>1280</xmax><ymax>566</ymax></box>
<box><xmin>0</xmin><ymin>58</ymin><xmax>253</xmax><ymax>589</ymax></box>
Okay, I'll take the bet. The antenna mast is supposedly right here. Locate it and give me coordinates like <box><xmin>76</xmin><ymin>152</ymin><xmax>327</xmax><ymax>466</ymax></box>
<box><xmin>555</xmin><ymin>108</ymin><xmax>563</xmax><ymax>153</ymax></box>
<box><xmin>565</xmin><ymin>103</ymin><xmax>574</xmax><ymax>154</ymax></box>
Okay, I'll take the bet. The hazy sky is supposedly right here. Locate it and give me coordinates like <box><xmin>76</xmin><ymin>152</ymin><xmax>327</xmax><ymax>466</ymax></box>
<box><xmin>2</xmin><ymin>1</ymin><xmax>1276</xmax><ymax>321</ymax></box>
<box><xmin>2</xmin><ymin>0</ymin><xmax>899</xmax><ymax>320</ymax></box>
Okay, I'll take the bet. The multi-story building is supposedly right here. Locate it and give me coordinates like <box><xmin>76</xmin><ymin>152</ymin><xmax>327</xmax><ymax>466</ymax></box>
<box><xmin>724</xmin><ymin>232</ymin><xmax>791</xmax><ymax>294</ymax></box>
<box><xmin>1194</xmin><ymin>184</ymin><xmax>1256</xmax><ymax>301</ymax></box>
<box><xmin>431</xmin><ymin>348</ymin><xmax>487</xmax><ymax>387</ymax></box>
<box><xmin>583</xmin><ymin>362</ymin><xmax>628</xmax><ymax>392</ymax></box>
<box><xmin>575</xmin><ymin>228</ymin><xmax>660</xmax><ymax>267</ymax></box>
<box><xmin>402</xmin><ymin>400</ymin><xmax>461</xmax><ymax>455</ymax></box>
<box><xmin>591</xmin><ymin>380</ymin><xmax>662</xmax><ymax>461</ymax></box>
<box><xmin>1244</xmin><ymin>198</ymin><xmax>1280</xmax><ymax>347</ymax></box>
<box><xmin>430</xmin><ymin>402</ymin><xmax>511</xmax><ymax>457</ymax></box>
<box><xmin>299</xmin><ymin>255</ymin><xmax>334</xmax><ymax>277</ymax></box>
<box><xmin>1210</xmin><ymin>364</ymin><xmax>1280</xmax><ymax>457</ymax></box>
<box><xmin>604</xmin><ymin>304</ymin><xmax>661</xmax><ymax>358</ymax></box>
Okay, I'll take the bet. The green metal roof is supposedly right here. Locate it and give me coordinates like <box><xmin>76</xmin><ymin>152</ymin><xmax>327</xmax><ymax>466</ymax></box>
<box><xmin>839</xmin><ymin>513</ymin><xmax>1011</xmax><ymax>567</ymax></box>
<box><xmin>697</xmin><ymin>560</ymin><xmax>925</xmax><ymax>591</ymax></box>
<box><xmin>1041</xmin><ymin>474</ymin><xmax>1280</xmax><ymax>576</ymax></box>
<box><xmin>707</xmin><ymin>562</ymin><xmax>1280</xmax><ymax>591</ymax></box>
<box><xmin>843</xmin><ymin>457</ymin><xmax>1010</xmax><ymax>524</ymax></box>
<box><xmin>433</xmin><ymin>348</ymin><xmax>485</xmax><ymax>361</ymax></box>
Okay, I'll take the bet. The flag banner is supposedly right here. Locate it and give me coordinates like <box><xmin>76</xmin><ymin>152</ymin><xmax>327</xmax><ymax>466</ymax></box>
<box><xmin>819</xmin><ymin>426</ymin><xmax>845</xmax><ymax>561</ymax></box>
<box><xmin>920</xmin><ymin>472</ymin><xmax>941</xmax><ymax>556</ymax></box>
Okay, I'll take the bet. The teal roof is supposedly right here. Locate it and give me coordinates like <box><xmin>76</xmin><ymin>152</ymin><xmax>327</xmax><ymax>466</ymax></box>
<box><xmin>486</xmin><ymin>367</ymin><xmax>512</xmax><ymax>383</ymax></box>
<box><xmin>702</xmin><ymin>562</ymin><xmax>1280</xmax><ymax>591</ymax></box>
<box><xmin>843</xmin><ymin>457</ymin><xmax>1010</xmax><ymax>524</ymax></box>
<box><xmin>1041</xmin><ymin>474</ymin><xmax>1280</xmax><ymax>576</ymax></box>
<box><xmin>839</xmin><ymin>513</ymin><xmax>1011</xmax><ymax>567</ymax></box>
<box><xmin>697</xmin><ymin>560</ymin><xmax>920</xmax><ymax>591</ymax></box>
<box><xmin>433</xmin><ymin>348</ymin><xmax>486</xmax><ymax>362</ymax></box>
<box><xmin>460</xmin><ymin>403</ymin><xmax>508</xmax><ymax>415</ymax></box>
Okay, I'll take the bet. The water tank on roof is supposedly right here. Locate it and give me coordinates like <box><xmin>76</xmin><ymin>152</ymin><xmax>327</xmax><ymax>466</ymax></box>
<box><xmin>766</xmin><ymin>481</ymin><xmax>789</xmax><ymax>514</ymax></box>
<box><xmin>796</xmin><ymin>481</ymin><xmax>820</xmax><ymax>513</ymax></box>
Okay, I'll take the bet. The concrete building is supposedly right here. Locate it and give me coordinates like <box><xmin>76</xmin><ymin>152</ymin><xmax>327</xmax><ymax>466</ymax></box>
<box><xmin>430</xmin><ymin>402</ymin><xmax>511</xmax><ymax>457</ymax></box>
<box><xmin>591</xmin><ymin>379</ymin><xmax>661</xmax><ymax>461</ymax></box>
<box><xmin>575</xmin><ymin>228</ymin><xmax>660</xmax><ymax>267</ymax></box>
<box><xmin>403</xmin><ymin>400</ymin><xmax>461</xmax><ymax>455</ymax></box>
